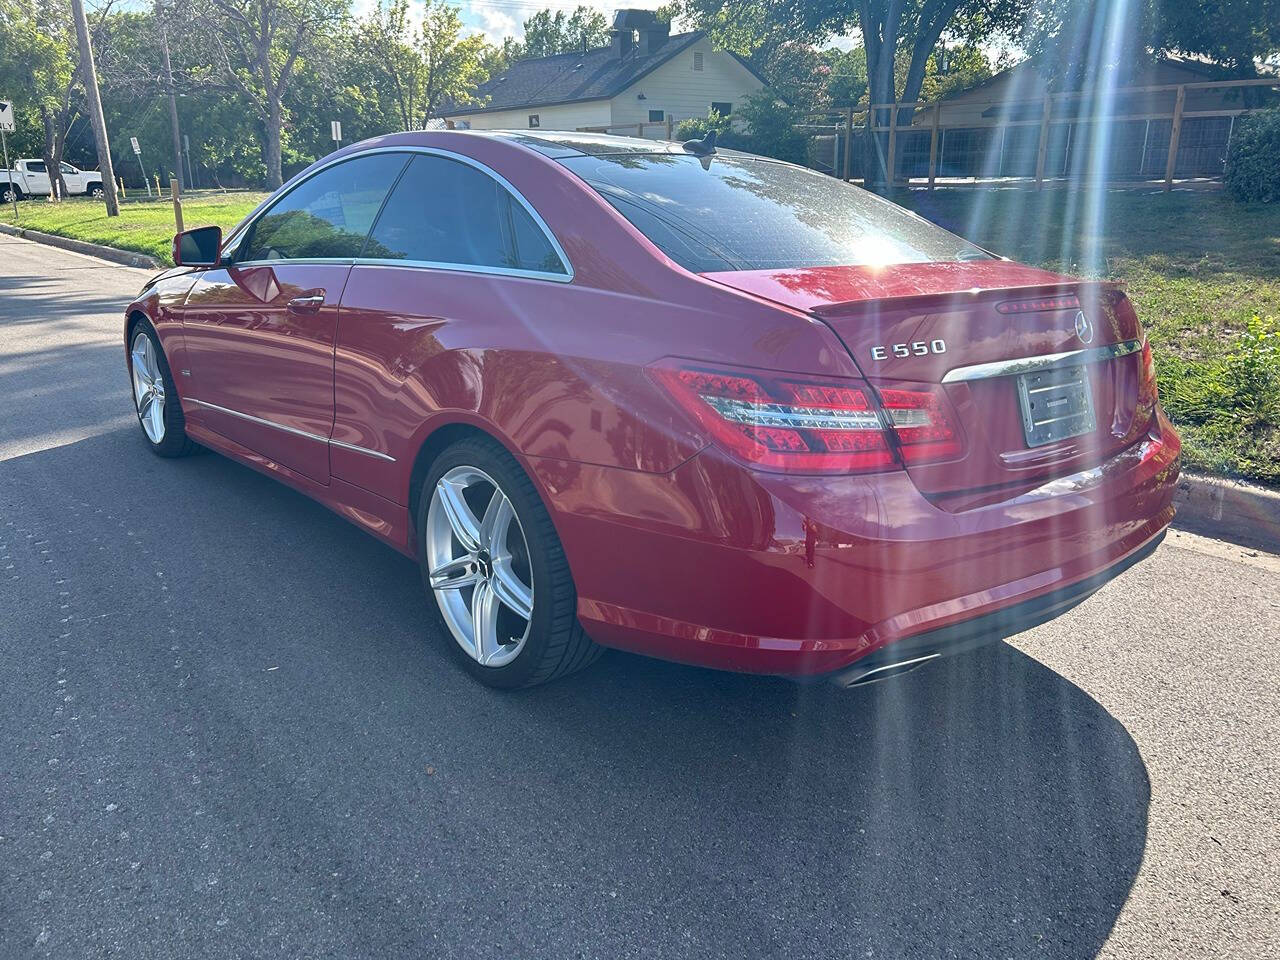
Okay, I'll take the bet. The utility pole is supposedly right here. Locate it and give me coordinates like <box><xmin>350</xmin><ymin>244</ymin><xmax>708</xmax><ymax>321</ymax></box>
<box><xmin>70</xmin><ymin>0</ymin><xmax>120</xmax><ymax>216</ymax></box>
<box><xmin>156</xmin><ymin>0</ymin><xmax>183</xmax><ymax>192</ymax></box>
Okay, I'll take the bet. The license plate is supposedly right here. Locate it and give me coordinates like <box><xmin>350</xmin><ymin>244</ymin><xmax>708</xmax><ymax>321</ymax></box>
<box><xmin>1016</xmin><ymin>366</ymin><xmax>1095</xmax><ymax>447</ymax></box>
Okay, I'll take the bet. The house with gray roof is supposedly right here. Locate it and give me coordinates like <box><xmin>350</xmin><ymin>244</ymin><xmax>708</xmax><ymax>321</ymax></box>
<box><xmin>439</xmin><ymin>10</ymin><xmax>768</xmax><ymax>136</ymax></box>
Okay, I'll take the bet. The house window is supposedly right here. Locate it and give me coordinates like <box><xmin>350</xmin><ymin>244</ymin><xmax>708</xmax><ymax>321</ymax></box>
<box><xmin>648</xmin><ymin>109</ymin><xmax>665</xmax><ymax>123</ymax></box>
<box><xmin>528</xmin><ymin>114</ymin><xmax>540</xmax><ymax>128</ymax></box>
<box><xmin>693</xmin><ymin>51</ymin><xmax>703</xmax><ymax>71</ymax></box>
<box><xmin>711</xmin><ymin>101</ymin><xmax>732</xmax><ymax>116</ymax></box>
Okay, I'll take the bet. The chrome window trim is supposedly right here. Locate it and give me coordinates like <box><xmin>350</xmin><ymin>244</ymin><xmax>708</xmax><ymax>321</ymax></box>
<box><xmin>221</xmin><ymin>145</ymin><xmax>573</xmax><ymax>283</ymax></box>
<box><xmin>228</xmin><ymin>257</ymin><xmax>357</xmax><ymax>268</ymax></box>
<box><xmin>940</xmin><ymin>338</ymin><xmax>1143</xmax><ymax>384</ymax></box>
<box><xmin>189</xmin><ymin>398</ymin><xmax>396</xmax><ymax>463</ymax></box>
<box><xmin>354</xmin><ymin>258</ymin><xmax>572</xmax><ymax>283</ymax></box>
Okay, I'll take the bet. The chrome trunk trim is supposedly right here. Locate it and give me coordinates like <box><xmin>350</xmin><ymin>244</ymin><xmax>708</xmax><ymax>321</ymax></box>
<box><xmin>941</xmin><ymin>338</ymin><xmax>1143</xmax><ymax>383</ymax></box>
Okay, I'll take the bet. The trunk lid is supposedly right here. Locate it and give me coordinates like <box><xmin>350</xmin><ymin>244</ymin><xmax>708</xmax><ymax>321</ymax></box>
<box><xmin>703</xmin><ymin>263</ymin><xmax>1155</xmax><ymax>505</ymax></box>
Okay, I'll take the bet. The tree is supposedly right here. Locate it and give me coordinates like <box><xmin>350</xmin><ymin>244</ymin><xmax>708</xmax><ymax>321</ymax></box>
<box><xmin>354</xmin><ymin>0</ymin><xmax>488</xmax><ymax>130</ymax></box>
<box><xmin>1021</xmin><ymin>0</ymin><xmax>1280</xmax><ymax>85</ymax></box>
<box><xmin>418</xmin><ymin>0</ymin><xmax>489</xmax><ymax>124</ymax></box>
<box><xmin>0</xmin><ymin>0</ymin><xmax>80</xmax><ymax>199</ymax></box>
<box><xmin>360</xmin><ymin>0</ymin><xmax>425</xmax><ymax>131</ymax></box>
<box><xmin>678</xmin><ymin>0</ymin><xmax>1030</xmax><ymax>184</ymax></box>
<box><xmin>203</xmin><ymin>0</ymin><xmax>348</xmax><ymax>188</ymax></box>
<box><xmin>521</xmin><ymin>5</ymin><xmax>609</xmax><ymax>59</ymax></box>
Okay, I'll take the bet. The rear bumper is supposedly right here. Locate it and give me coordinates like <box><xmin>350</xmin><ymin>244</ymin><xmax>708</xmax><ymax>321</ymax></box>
<box><xmin>822</xmin><ymin>528</ymin><xmax>1164</xmax><ymax>686</ymax></box>
<box><xmin>533</xmin><ymin>411</ymin><xmax>1181</xmax><ymax>678</ymax></box>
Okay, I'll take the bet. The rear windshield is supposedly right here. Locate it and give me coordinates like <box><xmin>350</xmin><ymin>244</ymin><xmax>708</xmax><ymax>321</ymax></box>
<box><xmin>558</xmin><ymin>153</ymin><xmax>991</xmax><ymax>273</ymax></box>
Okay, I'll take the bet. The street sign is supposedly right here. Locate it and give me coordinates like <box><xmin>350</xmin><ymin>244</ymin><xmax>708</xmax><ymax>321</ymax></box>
<box><xmin>130</xmin><ymin>136</ymin><xmax>141</xmax><ymax>155</ymax></box>
<box><xmin>330</xmin><ymin>120</ymin><xmax>342</xmax><ymax>143</ymax></box>
<box><xmin>0</xmin><ymin>100</ymin><xmax>14</xmax><ymax>134</ymax></box>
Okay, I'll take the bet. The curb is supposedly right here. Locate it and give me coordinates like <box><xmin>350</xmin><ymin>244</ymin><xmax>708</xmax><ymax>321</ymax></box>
<box><xmin>1172</xmin><ymin>471</ymin><xmax>1280</xmax><ymax>555</ymax></box>
<box><xmin>0</xmin><ymin>221</ymin><xmax>162</xmax><ymax>269</ymax></box>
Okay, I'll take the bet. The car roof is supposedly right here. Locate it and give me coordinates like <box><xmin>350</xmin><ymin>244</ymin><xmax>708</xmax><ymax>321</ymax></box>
<box><xmin>468</xmin><ymin>129</ymin><xmax>693</xmax><ymax>159</ymax></box>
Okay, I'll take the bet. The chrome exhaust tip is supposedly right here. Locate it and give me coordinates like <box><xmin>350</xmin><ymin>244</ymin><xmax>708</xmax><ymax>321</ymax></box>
<box><xmin>835</xmin><ymin>653</ymin><xmax>941</xmax><ymax>688</ymax></box>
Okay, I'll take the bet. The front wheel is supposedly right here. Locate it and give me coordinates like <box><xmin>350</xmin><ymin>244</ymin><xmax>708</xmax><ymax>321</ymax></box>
<box><xmin>417</xmin><ymin>436</ymin><xmax>601</xmax><ymax>688</ymax></box>
<box><xmin>129</xmin><ymin>321</ymin><xmax>196</xmax><ymax>457</ymax></box>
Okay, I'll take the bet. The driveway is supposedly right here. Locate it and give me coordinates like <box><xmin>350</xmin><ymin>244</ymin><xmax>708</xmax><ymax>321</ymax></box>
<box><xmin>1</xmin><ymin>234</ymin><xmax>1276</xmax><ymax>959</ymax></box>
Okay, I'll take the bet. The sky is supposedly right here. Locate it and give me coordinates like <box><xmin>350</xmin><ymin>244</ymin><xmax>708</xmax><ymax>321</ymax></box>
<box><xmin>347</xmin><ymin>0</ymin><xmax>860</xmax><ymax>49</ymax></box>
<box><xmin>347</xmin><ymin>0</ymin><xmax>671</xmax><ymax>46</ymax></box>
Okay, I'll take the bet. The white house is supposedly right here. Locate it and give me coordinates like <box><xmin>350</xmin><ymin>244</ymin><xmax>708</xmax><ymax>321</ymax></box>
<box><xmin>439</xmin><ymin>9</ymin><xmax>768</xmax><ymax>135</ymax></box>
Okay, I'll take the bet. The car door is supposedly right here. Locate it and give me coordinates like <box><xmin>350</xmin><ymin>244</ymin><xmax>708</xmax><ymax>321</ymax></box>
<box><xmin>22</xmin><ymin>161</ymin><xmax>51</xmax><ymax>195</ymax></box>
<box><xmin>59</xmin><ymin>163</ymin><xmax>84</xmax><ymax>193</ymax></box>
<box><xmin>331</xmin><ymin>150</ymin><xmax>573</xmax><ymax>502</ymax></box>
<box><xmin>180</xmin><ymin>151</ymin><xmax>410</xmax><ymax>484</ymax></box>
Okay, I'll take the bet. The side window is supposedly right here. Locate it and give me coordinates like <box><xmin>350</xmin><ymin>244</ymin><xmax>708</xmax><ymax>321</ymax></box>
<box><xmin>239</xmin><ymin>153</ymin><xmax>408</xmax><ymax>262</ymax></box>
<box><xmin>27</xmin><ymin>161</ymin><xmax>46</xmax><ymax>174</ymax></box>
<box><xmin>60</xmin><ymin>162</ymin><xmax>77</xmax><ymax>174</ymax></box>
<box><xmin>364</xmin><ymin>153</ymin><xmax>566</xmax><ymax>275</ymax></box>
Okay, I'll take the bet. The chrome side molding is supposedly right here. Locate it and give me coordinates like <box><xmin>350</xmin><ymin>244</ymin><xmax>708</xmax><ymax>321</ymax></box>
<box><xmin>188</xmin><ymin>397</ymin><xmax>396</xmax><ymax>463</ymax></box>
<box><xmin>941</xmin><ymin>338</ymin><xmax>1143</xmax><ymax>384</ymax></box>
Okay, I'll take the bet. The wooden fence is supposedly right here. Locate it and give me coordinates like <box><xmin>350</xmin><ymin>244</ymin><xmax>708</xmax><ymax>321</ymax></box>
<box><xmin>577</xmin><ymin>118</ymin><xmax>675</xmax><ymax>140</ymax></box>
<box><xmin>820</xmin><ymin>77</ymin><xmax>1279</xmax><ymax>190</ymax></box>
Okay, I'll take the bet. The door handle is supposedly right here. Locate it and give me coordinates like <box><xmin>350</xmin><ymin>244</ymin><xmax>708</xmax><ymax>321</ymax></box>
<box><xmin>287</xmin><ymin>294</ymin><xmax>325</xmax><ymax>313</ymax></box>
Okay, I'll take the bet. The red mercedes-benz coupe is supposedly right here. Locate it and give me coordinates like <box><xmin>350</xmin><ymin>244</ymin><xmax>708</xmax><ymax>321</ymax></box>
<box><xmin>124</xmin><ymin>130</ymin><xmax>1180</xmax><ymax>688</ymax></box>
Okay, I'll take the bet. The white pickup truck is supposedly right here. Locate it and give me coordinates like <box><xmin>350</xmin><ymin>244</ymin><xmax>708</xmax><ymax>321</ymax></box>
<box><xmin>2</xmin><ymin>159</ymin><xmax>105</xmax><ymax>202</ymax></box>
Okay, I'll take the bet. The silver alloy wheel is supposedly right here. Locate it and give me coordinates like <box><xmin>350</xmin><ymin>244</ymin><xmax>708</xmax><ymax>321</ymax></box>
<box><xmin>130</xmin><ymin>330</ymin><xmax>166</xmax><ymax>444</ymax></box>
<box><xmin>426</xmin><ymin>465</ymin><xmax>535</xmax><ymax>668</ymax></box>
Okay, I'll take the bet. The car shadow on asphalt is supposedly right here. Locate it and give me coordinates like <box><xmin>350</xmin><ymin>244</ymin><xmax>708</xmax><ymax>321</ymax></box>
<box><xmin>3</xmin><ymin>428</ymin><xmax>1150</xmax><ymax>959</ymax></box>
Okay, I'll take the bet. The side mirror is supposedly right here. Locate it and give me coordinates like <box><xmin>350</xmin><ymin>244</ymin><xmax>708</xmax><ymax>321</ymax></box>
<box><xmin>173</xmin><ymin>225</ymin><xmax>222</xmax><ymax>268</ymax></box>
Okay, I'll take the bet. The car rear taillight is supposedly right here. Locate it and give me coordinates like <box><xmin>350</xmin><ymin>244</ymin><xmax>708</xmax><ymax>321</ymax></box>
<box><xmin>878</xmin><ymin>386</ymin><xmax>963</xmax><ymax>463</ymax></box>
<box><xmin>651</xmin><ymin>364</ymin><xmax>961</xmax><ymax>474</ymax></box>
<box><xmin>1140</xmin><ymin>338</ymin><xmax>1159</xmax><ymax>400</ymax></box>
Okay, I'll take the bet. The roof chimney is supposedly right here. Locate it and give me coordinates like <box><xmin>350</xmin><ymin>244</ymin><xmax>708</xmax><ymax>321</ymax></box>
<box><xmin>637</xmin><ymin>18</ymin><xmax>669</xmax><ymax>56</ymax></box>
<box><xmin>609</xmin><ymin>26</ymin><xmax>633</xmax><ymax>60</ymax></box>
<box><xmin>612</xmin><ymin>9</ymin><xmax>668</xmax><ymax>58</ymax></box>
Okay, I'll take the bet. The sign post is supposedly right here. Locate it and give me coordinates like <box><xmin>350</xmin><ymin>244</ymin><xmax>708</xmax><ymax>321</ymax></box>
<box><xmin>131</xmin><ymin>137</ymin><xmax>152</xmax><ymax>198</ymax></box>
<box><xmin>331</xmin><ymin>120</ymin><xmax>342</xmax><ymax>149</ymax></box>
<box><xmin>183</xmin><ymin>133</ymin><xmax>194</xmax><ymax>189</ymax></box>
<box><xmin>0</xmin><ymin>99</ymin><xmax>17</xmax><ymax>222</ymax></box>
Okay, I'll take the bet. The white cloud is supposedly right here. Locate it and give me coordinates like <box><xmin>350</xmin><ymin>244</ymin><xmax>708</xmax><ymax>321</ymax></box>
<box><xmin>457</xmin><ymin>0</ymin><xmax>670</xmax><ymax>45</ymax></box>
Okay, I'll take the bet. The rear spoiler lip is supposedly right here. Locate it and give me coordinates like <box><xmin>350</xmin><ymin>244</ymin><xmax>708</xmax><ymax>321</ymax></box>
<box><xmin>809</xmin><ymin>279</ymin><xmax>1125</xmax><ymax>321</ymax></box>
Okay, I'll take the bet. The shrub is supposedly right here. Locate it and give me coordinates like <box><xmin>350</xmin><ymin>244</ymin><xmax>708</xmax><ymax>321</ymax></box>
<box><xmin>734</xmin><ymin>93</ymin><xmax>809</xmax><ymax>165</ymax></box>
<box><xmin>674</xmin><ymin>94</ymin><xmax>808</xmax><ymax>164</ymax></box>
<box><xmin>674</xmin><ymin>110</ymin><xmax>734</xmax><ymax>143</ymax></box>
<box><xmin>1225</xmin><ymin>107</ymin><xmax>1280</xmax><ymax>203</ymax></box>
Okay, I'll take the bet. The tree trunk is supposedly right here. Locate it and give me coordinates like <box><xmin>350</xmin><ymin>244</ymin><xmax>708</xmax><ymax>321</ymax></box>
<box><xmin>863</xmin><ymin>49</ymin><xmax>895</xmax><ymax>190</ymax></box>
<box><xmin>264</xmin><ymin>97</ymin><xmax>284</xmax><ymax>189</ymax></box>
<box><xmin>38</xmin><ymin>108</ymin><xmax>70</xmax><ymax>201</ymax></box>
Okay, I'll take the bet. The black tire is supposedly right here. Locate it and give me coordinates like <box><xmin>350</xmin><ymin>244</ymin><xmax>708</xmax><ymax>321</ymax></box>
<box><xmin>416</xmin><ymin>435</ymin><xmax>602</xmax><ymax>689</ymax></box>
<box><xmin>0</xmin><ymin>185</ymin><xmax>19</xmax><ymax>204</ymax></box>
<box><xmin>88</xmin><ymin>183</ymin><xmax>104</xmax><ymax>198</ymax></box>
<box><xmin>128</xmin><ymin>318</ymin><xmax>198</xmax><ymax>458</ymax></box>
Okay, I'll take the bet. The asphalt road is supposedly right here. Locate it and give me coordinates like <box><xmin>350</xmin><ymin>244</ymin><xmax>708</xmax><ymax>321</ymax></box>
<box><xmin>1</xmin><ymin>234</ymin><xmax>1277</xmax><ymax>960</ymax></box>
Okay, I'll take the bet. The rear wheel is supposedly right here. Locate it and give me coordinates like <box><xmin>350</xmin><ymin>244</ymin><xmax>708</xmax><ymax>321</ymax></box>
<box><xmin>88</xmin><ymin>183</ymin><xmax>104</xmax><ymax>198</ymax></box>
<box><xmin>417</xmin><ymin>436</ymin><xmax>601</xmax><ymax>688</ymax></box>
<box><xmin>129</xmin><ymin>321</ymin><xmax>196</xmax><ymax>457</ymax></box>
<box><xmin>1</xmin><ymin>185</ymin><xmax>19</xmax><ymax>204</ymax></box>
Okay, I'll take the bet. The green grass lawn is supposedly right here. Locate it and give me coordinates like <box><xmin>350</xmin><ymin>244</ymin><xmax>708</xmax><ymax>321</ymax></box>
<box><xmin>897</xmin><ymin>188</ymin><xmax>1280</xmax><ymax>484</ymax></box>
<box><xmin>2</xmin><ymin>192</ymin><xmax>267</xmax><ymax>265</ymax></box>
<box><xmin>5</xmin><ymin>185</ymin><xmax>1277</xmax><ymax>482</ymax></box>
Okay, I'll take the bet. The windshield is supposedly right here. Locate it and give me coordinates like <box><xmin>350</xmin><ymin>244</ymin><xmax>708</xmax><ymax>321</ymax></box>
<box><xmin>559</xmin><ymin>152</ymin><xmax>992</xmax><ymax>273</ymax></box>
